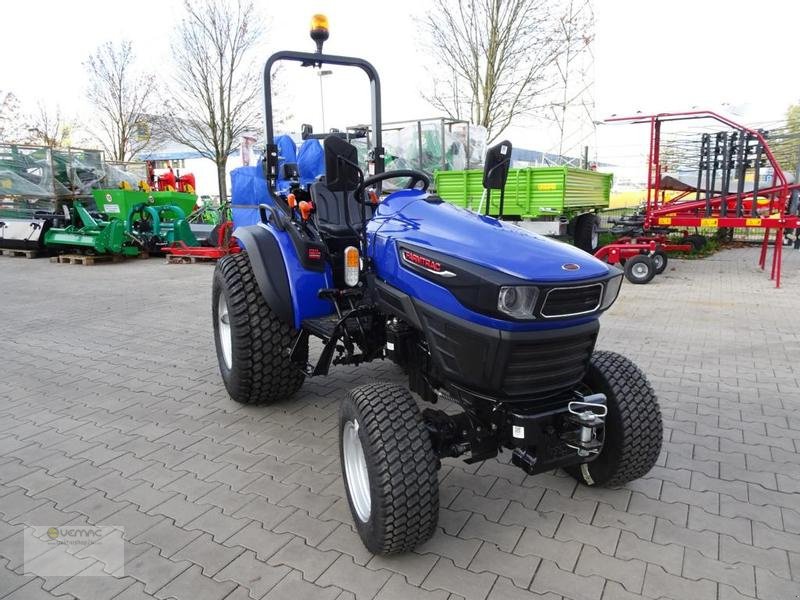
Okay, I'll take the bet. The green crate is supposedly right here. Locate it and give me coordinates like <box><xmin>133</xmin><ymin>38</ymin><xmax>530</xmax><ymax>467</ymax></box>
<box><xmin>91</xmin><ymin>189</ymin><xmax>149</xmax><ymax>219</ymax></box>
<box><xmin>150</xmin><ymin>191</ymin><xmax>198</xmax><ymax>217</ymax></box>
<box><xmin>434</xmin><ymin>167</ymin><xmax>611</xmax><ymax>218</ymax></box>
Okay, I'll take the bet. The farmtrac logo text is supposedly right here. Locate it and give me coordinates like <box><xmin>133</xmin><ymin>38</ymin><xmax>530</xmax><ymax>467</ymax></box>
<box><xmin>401</xmin><ymin>249</ymin><xmax>456</xmax><ymax>277</ymax></box>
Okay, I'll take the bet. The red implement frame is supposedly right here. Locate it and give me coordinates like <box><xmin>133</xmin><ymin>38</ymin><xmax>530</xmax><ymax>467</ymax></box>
<box><xmin>164</xmin><ymin>221</ymin><xmax>242</xmax><ymax>260</ymax></box>
<box><xmin>597</xmin><ymin>110</ymin><xmax>800</xmax><ymax>287</ymax></box>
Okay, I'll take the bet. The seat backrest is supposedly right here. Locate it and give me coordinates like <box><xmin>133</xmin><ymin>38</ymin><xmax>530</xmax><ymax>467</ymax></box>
<box><xmin>310</xmin><ymin>180</ymin><xmax>371</xmax><ymax>237</ymax></box>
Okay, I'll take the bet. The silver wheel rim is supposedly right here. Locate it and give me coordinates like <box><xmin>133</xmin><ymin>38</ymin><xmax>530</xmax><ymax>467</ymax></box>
<box><xmin>342</xmin><ymin>419</ymin><xmax>371</xmax><ymax>522</ymax></box>
<box><xmin>632</xmin><ymin>262</ymin><xmax>649</xmax><ymax>279</ymax></box>
<box><xmin>217</xmin><ymin>294</ymin><xmax>232</xmax><ymax>370</ymax></box>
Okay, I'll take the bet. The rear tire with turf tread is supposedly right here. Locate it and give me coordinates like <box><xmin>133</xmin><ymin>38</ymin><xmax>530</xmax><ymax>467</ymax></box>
<box><xmin>212</xmin><ymin>252</ymin><xmax>305</xmax><ymax>405</ymax></box>
<box><xmin>339</xmin><ymin>382</ymin><xmax>439</xmax><ymax>554</ymax></box>
<box><xmin>566</xmin><ymin>351</ymin><xmax>662</xmax><ymax>487</ymax></box>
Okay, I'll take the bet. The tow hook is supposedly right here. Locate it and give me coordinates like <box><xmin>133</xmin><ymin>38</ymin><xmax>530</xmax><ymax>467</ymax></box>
<box><xmin>564</xmin><ymin>394</ymin><xmax>607</xmax><ymax>457</ymax></box>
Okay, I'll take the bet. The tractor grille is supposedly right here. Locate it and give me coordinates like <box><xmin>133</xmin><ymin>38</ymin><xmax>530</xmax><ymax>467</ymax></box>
<box><xmin>541</xmin><ymin>283</ymin><xmax>603</xmax><ymax>318</ymax></box>
<box><xmin>503</xmin><ymin>328</ymin><xmax>597</xmax><ymax>397</ymax></box>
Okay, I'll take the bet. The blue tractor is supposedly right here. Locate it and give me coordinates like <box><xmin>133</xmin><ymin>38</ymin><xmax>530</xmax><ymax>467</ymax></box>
<box><xmin>213</xmin><ymin>16</ymin><xmax>662</xmax><ymax>554</ymax></box>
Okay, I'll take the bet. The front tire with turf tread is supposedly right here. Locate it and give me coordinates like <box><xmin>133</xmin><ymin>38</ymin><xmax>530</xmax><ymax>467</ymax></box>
<box><xmin>566</xmin><ymin>351</ymin><xmax>663</xmax><ymax>487</ymax></box>
<box><xmin>339</xmin><ymin>382</ymin><xmax>439</xmax><ymax>554</ymax></box>
<box><xmin>212</xmin><ymin>252</ymin><xmax>305</xmax><ymax>405</ymax></box>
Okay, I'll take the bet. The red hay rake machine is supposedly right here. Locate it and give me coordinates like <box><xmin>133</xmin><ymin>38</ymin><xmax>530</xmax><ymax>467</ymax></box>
<box><xmin>595</xmin><ymin>111</ymin><xmax>800</xmax><ymax>287</ymax></box>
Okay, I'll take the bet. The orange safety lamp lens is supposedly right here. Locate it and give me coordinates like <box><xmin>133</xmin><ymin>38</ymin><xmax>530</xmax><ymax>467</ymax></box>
<box><xmin>343</xmin><ymin>246</ymin><xmax>360</xmax><ymax>287</ymax></box>
<box><xmin>311</xmin><ymin>14</ymin><xmax>329</xmax><ymax>32</ymax></box>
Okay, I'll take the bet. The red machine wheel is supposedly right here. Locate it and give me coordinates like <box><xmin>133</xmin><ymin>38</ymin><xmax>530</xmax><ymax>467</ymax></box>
<box><xmin>623</xmin><ymin>255</ymin><xmax>655</xmax><ymax>284</ymax></box>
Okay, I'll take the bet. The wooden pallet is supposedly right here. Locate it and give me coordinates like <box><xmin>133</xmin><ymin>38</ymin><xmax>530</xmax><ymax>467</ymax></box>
<box><xmin>1</xmin><ymin>248</ymin><xmax>38</xmax><ymax>259</ymax></box>
<box><xmin>165</xmin><ymin>254</ymin><xmax>218</xmax><ymax>264</ymax></box>
<box><xmin>50</xmin><ymin>254</ymin><xmax>125</xmax><ymax>266</ymax></box>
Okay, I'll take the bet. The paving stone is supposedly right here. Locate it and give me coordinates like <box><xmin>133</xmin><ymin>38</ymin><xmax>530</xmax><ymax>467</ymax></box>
<box><xmin>367</xmin><ymin>551</ymin><xmax>439</xmax><ymax>586</ymax></box>
<box><xmin>536</xmin><ymin>489</ymin><xmax>596</xmax><ymax>524</ymax></box>
<box><xmin>459</xmin><ymin>513</ymin><xmax>523</xmax><ymax>552</ymax></box>
<box><xmin>51</xmin><ymin>566</ymin><xmax>134</xmax><ymax>600</ymax></box>
<box><xmin>123</xmin><ymin>546</ymin><xmax>191</xmax><ymax>593</ymax></box>
<box><xmin>499</xmin><ymin>501</ymin><xmax>562</xmax><ymax>537</ymax></box>
<box><xmin>513</xmin><ymin>528</ymin><xmax>582</xmax><ymax>571</ymax></box>
<box><xmin>719</xmin><ymin>535</ymin><xmax>791</xmax><ymax>579</ymax></box>
<box><xmin>156</xmin><ymin>564</ymin><xmax>238</xmax><ymax>600</ymax></box>
<box><xmin>132</xmin><ymin>517</ymin><xmax>201</xmax><ymax>557</ymax></box>
<box><xmin>223</xmin><ymin>522</ymin><xmax>293</xmax><ymax>560</ymax></box>
<box><xmin>233</xmin><ymin>496</ymin><xmax>296</xmax><ymax>529</ymax></box>
<box><xmin>615</xmin><ymin>531</ymin><xmax>683</xmax><ymax>576</ymax></box>
<box><xmin>215</xmin><ymin>550</ymin><xmax>290</xmax><ymax>599</ymax></box>
<box><xmin>450</xmin><ymin>489</ymin><xmax>509</xmax><ymax>523</ymax></box>
<box><xmin>642</xmin><ymin>564</ymin><xmax>716</xmax><ymax>600</ymax></box>
<box><xmin>317</xmin><ymin>555</ymin><xmax>392</xmax><ymax>600</ymax></box>
<box><xmin>262</xmin><ymin>570</ymin><xmax>342</xmax><ymax>600</ymax></box>
<box><xmin>653</xmin><ymin>518</ymin><xmax>718</xmax><ymax>558</ymax></box>
<box><xmin>468</xmin><ymin>542</ymin><xmax>539</xmax><ymax>589</ymax></box>
<box><xmin>719</xmin><ymin>496</ymin><xmax>783</xmax><ymax>529</ymax></box>
<box><xmin>148</xmin><ymin>494</ymin><xmax>210</xmax><ymax>527</ymax></box>
<box><xmin>172</xmin><ymin>533</ymin><xmax>245</xmax><ymax>576</ymax></box>
<box><xmin>375</xmin><ymin>573</ymin><xmax>449</xmax><ymax>600</ymax></box>
<box><xmin>660</xmin><ymin>481</ymin><xmax>719</xmax><ymax>513</ymax></box>
<box><xmin>422</xmin><ymin>557</ymin><xmax>497</xmax><ymax>600</ymax></box>
<box><xmin>576</xmin><ymin>545</ymin><xmax>646</xmax><ymax>594</ymax></box>
<box><xmin>531</xmin><ymin>560</ymin><xmax>603</xmax><ymax>600</ymax></box>
<box><xmin>413</xmin><ymin>529</ymin><xmax>482</xmax><ymax>569</ymax></box>
<box><xmin>752</xmin><ymin>522</ymin><xmax>800</xmax><ymax>554</ymax></box>
<box><xmin>318</xmin><ymin>524</ymin><xmax>374</xmax><ymax>566</ymax></box>
<box><xmin>273</xmin><ymin>509</ymin><xmax>339</xmax><ymax>546</ymax></box>
<box><xmin>267</xmin><ymin>536</ymin><xmax>339</xmax><ymax>581</ymax></box>
<box><xmin>185</xmin><ymin>506</ymin><xmax>249</xmax><ymax>542</ymax></box>
<box><xmin>555</xmin><ymin>515</ymin><xmax>620</xmax><ymax>555</ymax></box>
<box><xmin>627</xmin><ymin>492</ymin><xmax>688</xmax><ymax>527</ymax></box>
<box><xmin>117</xmin><ymin>482</ymin><xmax>176</xmax><ymax>512</ymax></box>
<box><xmin>682</xmin><ymin>549</ymin><xmax>755</xmax><ymax>597</ymax></box>
<box><xmin>688</xmin><ymin>506</ymin><xmax>751</xmax><ymax>544</ymax></box>
<box><xmin>593</xmin><ymin>504</ymin><xmax>655</xmax><ymax>541</ymax></box>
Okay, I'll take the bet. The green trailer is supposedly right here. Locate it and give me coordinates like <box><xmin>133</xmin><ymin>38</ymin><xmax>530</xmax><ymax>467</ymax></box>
<box><xmin>434</xmin><ymin>166</ymin><xmax>612</xmax><ymax>252</ymax></box>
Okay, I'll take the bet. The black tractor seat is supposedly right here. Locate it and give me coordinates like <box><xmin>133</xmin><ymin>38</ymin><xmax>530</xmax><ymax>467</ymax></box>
<box><xmin>309</xmin><ymin>178</ymin><xmax>374</xmax><ymax>241</ymax></box>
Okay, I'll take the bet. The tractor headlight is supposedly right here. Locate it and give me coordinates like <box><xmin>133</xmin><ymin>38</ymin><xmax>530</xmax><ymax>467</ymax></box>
<box><xmin>497</xmin><ymin>286</ymin><xmax>539</xmax><ymax>319</ymax></box>
<box><xmin>600</xmin><ymin>273</ymin><xmax>623</xmax><ymax>310</ymax></box>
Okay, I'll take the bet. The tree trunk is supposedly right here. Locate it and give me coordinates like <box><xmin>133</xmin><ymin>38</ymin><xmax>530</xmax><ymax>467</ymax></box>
<box><xmin>216</xmin><ymin>159</ymin><xmax>228</xmax><ymax>202</ymax></box>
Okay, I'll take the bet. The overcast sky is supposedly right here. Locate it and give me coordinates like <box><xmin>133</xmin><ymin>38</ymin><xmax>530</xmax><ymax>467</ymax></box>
<box><xmin>2</xmin><ymin>0</ymin><xmax>798</xmax><ymax>174</ymax></box>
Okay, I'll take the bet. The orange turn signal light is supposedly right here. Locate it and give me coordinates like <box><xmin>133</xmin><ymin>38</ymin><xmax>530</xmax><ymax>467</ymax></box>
<box><xmin>299</xmin><ymin>201</ymin><xmax>313</xmax><ymax>221</ymax></box>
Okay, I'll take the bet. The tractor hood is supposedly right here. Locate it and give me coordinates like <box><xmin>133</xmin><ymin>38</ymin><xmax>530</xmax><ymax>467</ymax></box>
<box><xmin>370</xmin><ymin>191</ymin><xmax>610</xmax><ymax>283</ymax></box>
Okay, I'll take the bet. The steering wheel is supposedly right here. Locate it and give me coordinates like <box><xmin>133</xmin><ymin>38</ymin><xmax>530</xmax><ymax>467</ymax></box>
<box><xmin>353</xmin><ymin>169</ymin><xmax>430</xmax><ymax>204</ymax></box>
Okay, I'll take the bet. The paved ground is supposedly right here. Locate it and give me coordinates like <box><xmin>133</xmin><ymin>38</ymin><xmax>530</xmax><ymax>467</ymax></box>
<box><xmin>1</xmin><ymin>247</ymin><xmax>799</xmax><ymax>600</ymax></box>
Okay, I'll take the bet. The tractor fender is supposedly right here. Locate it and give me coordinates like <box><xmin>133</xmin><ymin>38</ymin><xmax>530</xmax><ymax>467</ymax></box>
<box><xmin>233</xmin><ymin>224</ymin><xmax>294</xmax><ymax>327</ymax></box>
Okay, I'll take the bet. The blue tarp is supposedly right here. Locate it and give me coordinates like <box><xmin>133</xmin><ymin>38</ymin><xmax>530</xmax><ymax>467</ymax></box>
<box><xmin>275</xmin><ymin>135</ymin><xmax>297</xmax><ymax>192</ymax></box>
<box><xmin>297</xmin><ymin>139</ymin><xmax>324</xmax><ymax>185</ymax></box>
<box><xmin>230</xmin><ymin>165</ymin><xmax>269</xmax><ymax>230</ymax></box>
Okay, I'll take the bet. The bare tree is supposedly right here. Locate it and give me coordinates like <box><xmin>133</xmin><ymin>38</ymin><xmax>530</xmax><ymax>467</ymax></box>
<box><xmin>422</xmin><ymin>0</ymin><xmax>562</xmax><ymax>142</ymax></box>
<box><xmin>161</xmin><ymin>0</ymin><xmax>263</xmax><ymax>201</ymax></box>
<box><xmin>84</xmin><ymin>41</ymin><xmax>156</xmax><ymax>161</ymax></box>
<box><xmin>0</xmin><ymin>90</ymin><xmax>25</xmax><ymax>143</ymax></box>
<box><xmin>27</xmin><ymin>102</ymin><xmax>74</xmax><ymax>148</ymax></box>
<box><xmin>550</xmin><ymin>0</ymin><xmax>595</xmax><ymax>160</ymax></box>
